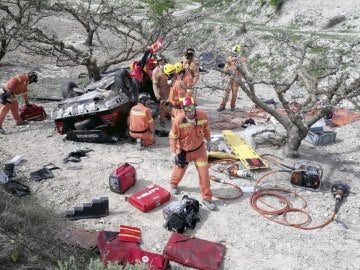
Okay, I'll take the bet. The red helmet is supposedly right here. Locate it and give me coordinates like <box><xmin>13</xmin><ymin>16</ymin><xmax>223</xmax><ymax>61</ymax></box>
<box><xmin>182</xmin><ymin>97</ymin><xmax>196</xmax><ymax>111</ymax></box>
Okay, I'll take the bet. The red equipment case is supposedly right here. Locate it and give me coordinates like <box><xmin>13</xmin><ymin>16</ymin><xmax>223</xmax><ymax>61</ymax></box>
<box><xmin>109</xmin><ymin>163</ymin><xmax>136</xmax><ymax>194</ymax></box>
<box><xmin>19</xmin><ymin>104</ymin><xmax>47</xmax><ymax>121</ymax></box>
<box><xmin>125</xmin><ymin>184</ymin><xmax>170</xmax><ymax>212</ymax></box>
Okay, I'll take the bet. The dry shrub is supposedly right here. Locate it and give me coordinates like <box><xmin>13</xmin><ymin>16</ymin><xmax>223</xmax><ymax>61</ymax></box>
<box><xmin>324</xmin><ymin>15</ymin><xmax>346</xmax><ymax>29</ymax></box>
<box><xmin>0</xmin><ymin>187</ymin><xmax>93</xmax><ymax>269</ymax></box>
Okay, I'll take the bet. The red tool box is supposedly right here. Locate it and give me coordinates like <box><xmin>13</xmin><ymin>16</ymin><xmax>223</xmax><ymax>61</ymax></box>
<box><xmin>125</xmin><ymin>184</ymin><xmax>170</xmax><ymax>212</ymax></box>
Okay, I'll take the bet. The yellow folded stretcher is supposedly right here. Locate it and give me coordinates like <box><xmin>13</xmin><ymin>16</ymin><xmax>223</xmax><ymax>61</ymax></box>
<box><xmin>222</xmin><ymin>130</ymin><xmax>268</xmax><ymax>170</ymax></box>
<box><xmin>207</xmin><ymin>151</ymin><xmax>238</xmax><ymax>160</ymax></box>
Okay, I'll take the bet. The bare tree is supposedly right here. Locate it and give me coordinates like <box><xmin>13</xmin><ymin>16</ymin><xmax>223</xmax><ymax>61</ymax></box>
<box><xmin>0</xmin><ymin>0</ymin><xmax>47</xmax><ymax>63</ymax></box>
<box><xmin>18</xmin><ymin>0</ymin><xmax>206</xmax><ymax>81</ymax></box>
<box><xmin>226</xmin><ymin>33</ymin><xmax>360</xmax><ymax>157</ymax></box>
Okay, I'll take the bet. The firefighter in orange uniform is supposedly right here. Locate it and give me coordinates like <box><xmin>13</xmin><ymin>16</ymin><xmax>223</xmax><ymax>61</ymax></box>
<box><xmin>174</xmin><ymin>62</ymin><xmax>193</xmax><ymax>96</ymax></box>
<box><xmin>152</xmin><ymin>54</ymin><xmax>170</xmax><ymax>127</ymax></box>
<box><xmin>182</xmin><ymin>48</ymin><xmax>200</xmax><ymax>87</ymax></box>
<box><xmin>168</xmin><ymin>97</ymin><xmax>216</xmax><ymax>211</ymax></box>
<box><xmin>167</xmin><ymin>62</ymin><xmax>194</xmax><ymax>119</ymax></box>
<box><xmin>218</xmin><ymin>44</ymin><xmax>245</xmax><ymax>112</ymax></box>
<box><xmin>128</xmin><ymin>93</ymin><xmax>155</xmax><ymax>148</ymax></box>
<box><xmin>0</xmin><ymin>72</ymin><xmax>38</xmax><ymax>134</ymax></box>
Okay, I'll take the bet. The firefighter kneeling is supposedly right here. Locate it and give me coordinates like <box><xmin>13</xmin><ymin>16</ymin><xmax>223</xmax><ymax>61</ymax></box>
<box><xmin>168</xmin><ymin>96</ymin><xmax>216</xmax><ymax>211</ymax></box>
<box><xmin>128</xmin><ymin>93</ymin><xmax>155</xmax><ymax>149</ymax></box>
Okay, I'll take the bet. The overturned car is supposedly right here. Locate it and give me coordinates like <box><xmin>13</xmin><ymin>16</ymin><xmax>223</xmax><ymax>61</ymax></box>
<box><xmin>52</xmin><ymin>69</ymin><xmax>138</xmax><ymax>143</ymax></box>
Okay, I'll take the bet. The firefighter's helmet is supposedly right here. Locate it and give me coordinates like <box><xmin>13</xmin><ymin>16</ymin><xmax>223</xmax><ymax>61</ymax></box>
<box><xmin>138</xmin><ymin>93</ymin><xmax>150</xmax><ymax>104</ymax></box>
<box><xmin>174</xmin><ymin>62</ymin><xmax>184</xmax><ymax>74</ymax></box>
<box><xmin>163</xmin><ymin>63</ymin><xmax>176</xmax><ymax>76</ymax></box>
<box><xmin>28</xmin><ymin>72</ymin><xmax>38</xmax><ymax>83</ymax></box>
<box><xmin>232</xmin><ymin>44</ymin><xmax>241</xmax><ymax>53</ymax></box>
<box><xmin>181</xmin><ymin>96</ymin><xmax>196</xmax><ymax>112</ymax></box>
<box><xmin>184</xmin><ymin>48</ymin><xmax>195</xmax><ymax>56</ymax></box>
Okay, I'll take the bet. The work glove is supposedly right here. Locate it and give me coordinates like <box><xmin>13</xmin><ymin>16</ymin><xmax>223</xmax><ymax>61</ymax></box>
<box><xmin>171</xmin><ymin>153</ymin><xmax>178</xmax><ymax>165</ymax></box>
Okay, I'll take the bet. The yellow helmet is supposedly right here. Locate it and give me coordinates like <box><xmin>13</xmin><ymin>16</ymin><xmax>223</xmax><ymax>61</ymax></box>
<box><xmin>232</xmin><ymin>44</ymin><xmax>241</xmax><ymax>53</ymax></box>
<box><xmin>163</xmin><ymin>63</ymin><xmax>176</xmax><ymax>76</ymax></box>
<box><xmin>174</xmin><ymin>62</ymin><xmax>183</xmax><ymax>74</ymax></box>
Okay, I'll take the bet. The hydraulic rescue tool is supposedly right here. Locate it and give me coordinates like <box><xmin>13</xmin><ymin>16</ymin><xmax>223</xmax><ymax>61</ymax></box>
<box><xmin>227</xmin><ymin>163</ymin><xmax>255</xmax><ymax>179</ymax></box>
<box><xmin>261</xmin><ymin>156</ymin><xmax>323</xmax><ymax>191</ymax></box>
<box><xmin>290</xmin><ymin>160</ymin><xmax>323</xmax><ymax>190</ymax></box>
<box><xmin>331</xmin><ymin>181</ymin><xmax>350</xmax><ymax>213</ymax></box>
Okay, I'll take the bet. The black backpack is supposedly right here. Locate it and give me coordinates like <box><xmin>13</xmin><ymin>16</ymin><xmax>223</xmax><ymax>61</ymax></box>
<box><xmin>164</xmin><ymin>195</ymin><xmax>201</xmax><ymax>233</ymax></box>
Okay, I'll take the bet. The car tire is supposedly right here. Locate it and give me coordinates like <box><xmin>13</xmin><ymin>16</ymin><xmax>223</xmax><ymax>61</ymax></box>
<box><xmin>61</xmin><ymin>81</ymin><xmax>80</xmax><ymax>99</ymax></box>
<box><xmin>114</xmin><ymin>69</ymin><xmax>138</xmax><ymax>102</ymax></box>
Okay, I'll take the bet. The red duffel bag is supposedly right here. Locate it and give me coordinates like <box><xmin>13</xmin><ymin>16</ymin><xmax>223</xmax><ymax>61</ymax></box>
<box><xmin>125</xmin><ymin>247</ymin><xmax>169</xmax><ymax>270</ymax></box>
<box><xmin>163</xmin><ymin>233</ymin><xmax>226</xmax><ymax>270</ymax></box>
<box><xmin>19</xmin><ymin>104</ymin><xmax>47</xmax><ymax>121</ymax></box>
<box><xmin>97</xmin><ymin>231</ymin><xmax>139</xmax><ymax>265</ymax></box>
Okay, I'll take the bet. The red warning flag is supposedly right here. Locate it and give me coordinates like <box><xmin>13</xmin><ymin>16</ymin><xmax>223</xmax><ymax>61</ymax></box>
<box><xmin>150</xmin><ymin>37</ymin><xmax>163</xmax><ymax>54</ymax></box>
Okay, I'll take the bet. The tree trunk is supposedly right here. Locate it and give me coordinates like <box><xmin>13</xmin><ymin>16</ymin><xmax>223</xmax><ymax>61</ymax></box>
<box><xmin>85</xmin><ymin>57</ymin><xmax>101</xmax><ymax>81</ymax></box>
<box><xmin>0</xmin><ymin>39</ymin><xmax>7</xmax><ymax>62</ymax></box>
<box><xmin>85</xmin><ymin>30</ymin><xmax>94</xmax><ymax>46</ymax></box>
<box><xmin>283</xmin><ymin>125</ymin><xmax>308</xmax><ymax>158</ymax></box>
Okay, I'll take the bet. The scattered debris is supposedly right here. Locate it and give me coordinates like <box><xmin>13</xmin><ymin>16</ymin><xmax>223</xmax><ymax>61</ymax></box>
<box><xmin>3</xmin><ymin>180</ymin><xmax>30</xmax><ymax>197</ymax></box>
<box><xmin>63</xmin><ymin>227</ymin><xmax>99</xmax><ymax>250</ymax></box>
<box><xmin>30</xmin><ymin>163</ymin><xmax>61</xmax><ymax>181</ymax></box>
<box><xmin>63</xmin><ymin>148</ymin><xmax>93</xmax><ymax>163</ymax></box>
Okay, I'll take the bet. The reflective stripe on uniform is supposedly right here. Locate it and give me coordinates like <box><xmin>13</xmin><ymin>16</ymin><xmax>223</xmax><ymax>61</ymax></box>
<box><xmin>169</xmin><ymin>131</ymin><xmax>179</xmax><ymax>139</ymax></box>
<box><xmin>130</xmin><ymin>111</ymin><xmax>146</xmax><ymax>116</ymax></box>
<box><xmin>179</xmin><ymin>123</ymin><xmax>192</xmax><ymax>128</ymax></box>
<box><xmin>15</xmin><ymin>75</ymin><xmax>22</xmax><ymax>82</ymax></box>
<box><xmin>148</xmin><ymin>118</ymin><xmax>154</xmax><ymax>124</ymax></box>
<box><xmin>196</xmin><ymin>119</ymin><xmax>207</xmax><ymax>125</ymax></box>
<box><xmin>195</xmin><ymin>161</ymin><xmax>208</xmax><ymax>167</ymax></box>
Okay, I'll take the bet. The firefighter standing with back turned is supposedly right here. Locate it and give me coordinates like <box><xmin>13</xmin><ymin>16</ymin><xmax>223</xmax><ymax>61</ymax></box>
<box><xmin>167</xmin><ymin>62</ymin><xmax>194</xmax><ymax>120</ymax></box>
<box><xmin>152</xmin><ymin>54</ymin><xmax>170</xmax><ymax>127</ymax></box>
<box><xmin>0</xmin><ymin>72</ymin><xmax>38</xmax><ymax>134</ymax></box>
<box><xmin>168</xmin><ymin>96</ymin><xmax>216</xmax><ymax>211</ymax></box>
<box><xmin>128</xmin><ymin>93</ymin><xmax>155</xmax><ymax>149</ymax></box>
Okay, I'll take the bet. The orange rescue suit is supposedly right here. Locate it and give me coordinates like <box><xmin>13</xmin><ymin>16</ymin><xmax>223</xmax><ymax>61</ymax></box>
<box><xmin>183</xmin><ymin>57</ymin><xmax>200</xmax><ymax>86</ymax></box>
<box><xmin>0</xmin><ymin>74</ymin><xmax>30</xmax><ymax>126</ymax></box>
<box><xmin>168</xmin><ymin>72</ymin><xmax>193</xmax><ymax>119</ymax></box>
<box><xmin>152</xmin><ymin>66</ymin><xmax>170</xmax><ymax>123</ymax></box>
<box><xmin>128</xmin><ymin>103</ymin><xmax>155</xmax><ymax>147</ymax></box>
<box><xmin>169</xmin><ymin>110</ymin><xmax>212</xmax><ymax>200</ymax></box>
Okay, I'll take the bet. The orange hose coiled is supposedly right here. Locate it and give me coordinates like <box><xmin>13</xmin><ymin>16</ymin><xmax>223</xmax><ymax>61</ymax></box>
<box><xmin>250</xmin><ymin>170</ymin><xmax>337</xmax><ymax>230</ymax></box>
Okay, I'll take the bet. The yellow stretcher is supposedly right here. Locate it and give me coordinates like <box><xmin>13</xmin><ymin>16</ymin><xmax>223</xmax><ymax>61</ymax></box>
<box><xmin>207</xmin><ymin>151</ymin><xmax>238</xmax><ymax>160</ymax></box>
<box><xmin>222</xmin><ymin>130</ymin><xmax>269</xmax><ymax>170</ymax></box>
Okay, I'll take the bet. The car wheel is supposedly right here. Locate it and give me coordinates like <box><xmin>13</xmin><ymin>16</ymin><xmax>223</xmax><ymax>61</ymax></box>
<box><xmin>114</xmin><ymin>69</ymin><xmax>138</xmax><ymax>102</ymax></box>
<box><xmin>61</xmin><ymin>81</ymin><xmax>81</xmax><ymax>99</ymax></box>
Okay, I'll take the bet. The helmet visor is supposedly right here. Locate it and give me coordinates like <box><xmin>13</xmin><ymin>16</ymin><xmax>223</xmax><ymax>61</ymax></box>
<box><xmin>183</xmin><ymin>104</ymin><xmax>196</xmax><ymax>112</ymax></box>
